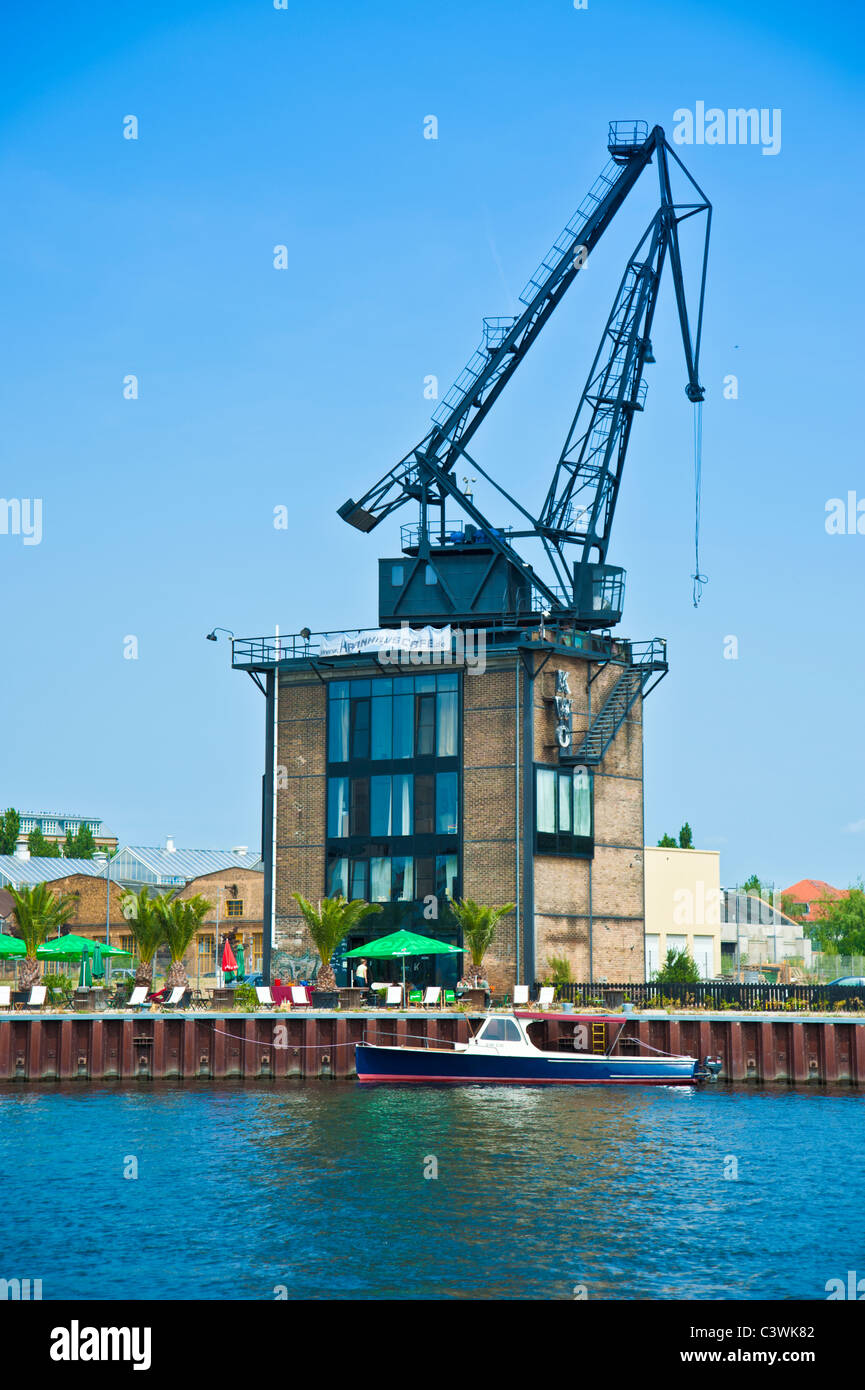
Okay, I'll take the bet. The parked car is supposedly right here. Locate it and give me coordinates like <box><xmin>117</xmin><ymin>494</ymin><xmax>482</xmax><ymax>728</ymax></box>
<box><xmin>827</xmin><ymin>976</ymin><xmax>865</xmax><ymax>987</ymax></box>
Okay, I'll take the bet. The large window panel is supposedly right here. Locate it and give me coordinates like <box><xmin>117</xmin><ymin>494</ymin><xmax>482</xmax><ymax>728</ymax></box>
<box><xmin>370</xmin><ymin>856</ymin><xmax>392</xmax><ymax>901</ymax></box>
<box><xmin>327</xmin><ymin>855</ymin><xmax>348</xmax><ymax>898</ymax></box>
<box><xmin>328</xmin><ymin>692</ymin><xmax>349</xmax><ymax>762</ymax></box>
<box><xmin>393</xmin><ymin>693</ymin><xmax>414</xmax><ymax>759</ymax></box>
<box><xmin>327</xmin><ymin>777</ymin><xmax>349</xmax><ymax>838</ymax></box>
<box><xmin>350</xmin><ymin>699</ymin><xmax>370</xmax><ymax>760</ymax></box>
<box><xmin>415</xmin><ymin>693</ymin><xmax>436</xmax><ymax>756</ymax></box>
<box><xmin>371</xmin><ymin>696</ymin><xmax>392</xmax><ymax>760</ymax></box>
<box><xmin>436</xmin><ymin>690</ymin><xmax>458</xmax><ymax>756</ymax></box>
<box><xmin>393</xmin><ymin>773</ymin><xmax>413</xmax><ymax>836</ymax></box>
<box><xmin>350</xmin><ymin>777</ymin><xmax>370</xmax><ymax>836</ymax></box>
<box><xmin>535</xmin><ymin>765</ymin><xmax>593</xmax><ymax>854</ymax></box>
<box><xmin>370</xmin><ymin>776</ymin><xmax>392</xmax><ymax>836</ymax></box>
<box><xmin>350</xmin><ymin>860</ymin><xmax>367</xmax><ymax>900</ymax></box>
<box><xmin>536</xmin><ymin>769</ymin><xmax>557</xmax><ymax>834</ymax></box>
<box><xmin>392</xmin><ymin>856</ymin><xmax>414</xmax><ymax>901</ymax></box>
<box><xmin>415</xmin><ymin>773</ymin><xmax>435</xmax><ymax>834</ymax></box>
<box><xmin>573</xmin><ymin>770</ymin><xmax>592</xmax><ymax>836</ymax></box>
<box><xmin>435</xmin><ymin>853</ymin><xmax>458</xmax><ymax>899</ymax></box>
<box><xmin>436</xmin><ymin>771</ymin><xmax>458</xmax><ymax>834</ymax></box>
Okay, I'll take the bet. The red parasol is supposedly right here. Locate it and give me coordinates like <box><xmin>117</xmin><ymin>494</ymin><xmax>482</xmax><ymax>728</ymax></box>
<box><xmin>221</xmin><ymin>939</ymin><xmax>238</xmax><ymax>972</ymax></box>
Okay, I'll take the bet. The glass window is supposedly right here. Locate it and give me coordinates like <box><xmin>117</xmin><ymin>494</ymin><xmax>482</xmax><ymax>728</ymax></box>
<box><xmin>416</xmin><ymin>693</ymin><xmax>436</xmax><ymax>755</ymax></box>
<box><xmin>371</xmin><ymin>677</ymin><xmax>392</xmax><ymax>695</ymax></box>
<box><xmin>481</xmin><ymin>1018</ymin><xmax>521</xmax><ymax>1042</ymax></box>
<box><xmin>416</xmin><ymin>856</ymin><xmax>435</xmax><ymax>900</ymax></box>
<box><xmin>558</xmin><ymin>774</ymin><xmax>572</xmax><ymax>833</ymax></box>
<box><xmin>371</xmin><ymin>697</ymin><xmax>392</xmax><ymax>760</ymax></box>
<box><xmin>536</xmin><ymin>769</ymin><xmax>556</xmax><ymax>834</ymax></box>
<box><xmin>350</xmin><ymin>680</ymin><xmax>371</xmax><ymax>696</ymax></box>
<box><xmin>226</xmin><ymin>900</ymin><xmax>243</xmax><ymax>917</ymax></box>
<box><xmin>392</xmin><ymin>856</ymin><xmax>414</xmax><ymax>901</ymax></box>
<box><xmin>392</xmin><ymin>773</ymin><xmax>413</xmax><ymax>836</ymax></box>
<box><xmin>436</xmin><ymin>689</ymin><xmax>458</xmax><ymax>756</ymax></box>
<box><xmin>350</xmin><ymin>778</ymin><xmax>369</xmax><ymax>836</ymax></box>
<box><xmin>370</xmin><ymin>776</ymin><xmax>392</xmax><ymax>836</ymax></box>
<box><xmin>327</xmin><ymin>855</ymin><xmax>348</xmax><ymax>897</ymax></box>
<box><xmin>436</xmin><ymin>772</ymin><xmax>458</xmax><ymax>834</ymax></box>
<box><xmin>424</xmin><ymin>564</ymin><xmax>437</xmax><ymax>585</ymax></box>
<box><xmin>415</xmin><ymin>774</ymin><xmax>435</xmax><ymax>834</ymax></box>
<box><xmin>327</xmin><ymin>777</ymin><xmax>350</xmax><ymax>838</ymax></box>
<box><xmin>198</xmin><ymin>936</ymin><xmax>216</xmax><ymax>973</ymax></box>
<box><xmin>435</xmin><ymin>853</ymin><xmax>458</xmax><ymax>899</ymax></box>
<box><xmin>391</xmin><ymin>565</ymin><xmax>404</xmax><ymax>586</ymax></box>
<box><xmin>370</xmin><ymin>857</ymin><xmax>391</xmax><ymax>901</ymax></box>
<box><xmin>351</xmin><ymin>699</ymin><xmax>370</xmax><ymax>760</ymax></box>
<box><xmin>573</xmin><ymin>769</ymin><xmax>592</xmax><ymax>836</ymax></box>
<box><xmin>393</xmin><ymin>693</ymin><xmax>414</xmax><ymax>759</ymax></box>
<box><xmin>328</xmin><ymin>695</ymin><xmax>349</xmax><ymax>762</ymax></box>
<box><xmin>416</xmin><ymin>674</ymin><xmax>436</xmax><ymax>693</ymax></box>
<box><xmin>350</xmin><ymin>860</ymin><xmax>367</xmax><ymax>900</ymax></box>
<box><xmin>437</xmin><ymin>672</ymin><xmax>458</xmax><ymax>691</ymax></box>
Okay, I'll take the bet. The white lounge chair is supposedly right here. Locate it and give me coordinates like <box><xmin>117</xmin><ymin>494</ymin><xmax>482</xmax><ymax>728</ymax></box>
<box><xmin>513</xmin><ymin>985</ymin><xmax>530</xmax><ymax>1005</ymax></box>
<box><xmin>162</xmin><ymin>987</ymin><xmax>186</xmax><ymax>1008</ymax></box>
<box><xmin>291</xmin><ymin>986</ymin><xmax>310</xmax><ymax>1007</ymax></box>
<box><xmin>538</xmin><ymin>986</ymin><xmax>555</xmax><ymax>1007</ymax></box>
<box><xmin>0</xmin><ymin>986</ymin><xmax>11</xmax><ymax>1010</ymax></box>
<box><xmin>27</xmin><ymin>986</ymin><xmax>47</xmax><ymax>1009</ymax></box>
<box><xmin>385</xmin><ymin>986</ymin><xmax>402</xmax><ymax>1007</ymax></box>
<box><xmin>127</xmin><ymin>987</ymin><xmax>149</xmax><ymax>1008</ymax></box>
<box><xmin>256</xmin><ymin>986</ymin><xmax>274</xmax><ymax>1007</ymax></box>
<box><xmin>422</xmin><ymin>986</ymin><xmax>441</xmax><ymax>1008</ymax></box>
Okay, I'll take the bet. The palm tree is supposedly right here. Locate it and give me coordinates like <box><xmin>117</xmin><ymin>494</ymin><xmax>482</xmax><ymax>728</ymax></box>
<box><xmin>8</xmin><ymin>882</ymin><xmax>77</xmax><ymax>990</ymax></box>
<box><xmin>120</xmin><ymin>888</ymin><xmax>167</xmax><ymax>989</ymax></box>
<box><xmin>291</xmin><ymin>893</ymin><xmax>383</xmax><ymax>990</ymax></box>
<box><xmin>448</xmin><ymin>897</ymin><xmax>515</xmax><ymax>986</ymax></box>
<box><xmin>156</xmin><ymin>894</ymin><xmax>213</xmax><ymax>990</ymax></box>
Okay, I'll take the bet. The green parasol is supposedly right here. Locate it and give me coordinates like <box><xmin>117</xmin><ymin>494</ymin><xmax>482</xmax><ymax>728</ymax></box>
<box><xmin>0</xmin><ymin>935</ymin><xmax>25</xmax><ymax>958</ymax></box>
<box><xmin>78</xmin><ymin>952</ymin><xmax>92</xmax><ymax>988</ymax></box>
<box><xmin>37</xmin><ymin>935</ymin><xmax>132</xmax><ymax>963</ymax></box>
<box><xmin>91</xmin><ymin>942</ymin><xmax>105</xmax><ymax>980</ymax></box>
<box><xmin>235</xmin><ymin>941</ymin><xmax>245</xmax><ymax>981</ymax></box>
<box><xmin>344</xmin><ymin>929</ymin><xmax>463</xmax><ymax>996</ymax></box>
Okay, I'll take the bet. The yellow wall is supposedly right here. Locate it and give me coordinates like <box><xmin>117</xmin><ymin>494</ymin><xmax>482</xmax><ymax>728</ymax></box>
<box><xmin>644</xmin><ymin>846</ymin><xmax>722</xmax><ymax>980</ymax></box>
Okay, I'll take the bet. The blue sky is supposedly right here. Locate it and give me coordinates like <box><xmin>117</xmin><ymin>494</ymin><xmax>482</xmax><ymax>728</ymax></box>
<box><xmin>1</xmin><ymin>0</ymin><xmax>862</xmax><ymax>890</ymax></box>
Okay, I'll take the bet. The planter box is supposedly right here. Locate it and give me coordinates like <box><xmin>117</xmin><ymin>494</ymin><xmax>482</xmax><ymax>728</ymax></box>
<box><xmin>311</xmin><ymin>990</ymin><xmax>339</xmax><ymax>1009</ymax></box>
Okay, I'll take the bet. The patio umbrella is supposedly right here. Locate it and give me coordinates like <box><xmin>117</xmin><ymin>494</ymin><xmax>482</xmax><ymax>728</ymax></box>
<box><xmin>344</xmin><ymin>929</ymin><xmax>463</xmax><ymax>995</ymax></box>
<box><xmin>37</xmin><ymin>935</ymin><xmax>131</xmax><ymax>963</ymax></box>
<box><xmin>91</xmin><ymin>943</ymin><xmax>105</xmax><ymax>980</ymax></box>
<box><xmin>77</xmin><ymin>952</ymin><xmax>92</xmax><ymax>988</ymax></box>
<box><xmin>0</xmin><ymin>935</ymin><xmax>25</xmax><ymax>958</ymax></box>
<box><xmin>221</xmin><ymin>938</ymin><xmax>237</xmax><ymax>983</ymax></box>
<box><xmin>235</xmin><ymin>940</ymin><xmax>245</xmax><ymax>981</ymax></box>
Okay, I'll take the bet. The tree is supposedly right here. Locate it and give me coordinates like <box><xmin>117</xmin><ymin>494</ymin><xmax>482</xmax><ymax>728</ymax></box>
<box><xmin>63</xmin><ymin>824</ymin><xmax>96</xmax><ymax>859</ymax></box>
<box><xmin>28</xmin><ymin>827</ymin><xmax>61</xmax><ymax>858</ymax></box>
<box><xmin>120</xmin><ymin>888</ymin><xmax>167</xmax><ymax>988</ymax></box>
<box><xmin>654</xmin><ymin>947</ymin><xmax>701</xmax><ymax>984</ymax></box>
<box><xmin>0</xmin><ymin>808</ymin><xmax>20</xmax><ymax>855</ymax></box>
<box><xmin>657</xmin><ymin>833</ymin><xmax>677</xmax><ymax>848</ymax></box>
<box><xmin>805</xmin><ymin>883</ymin><xmax>865</xmax><ymax>956</ymax></box>
<box><xmin>447</xmin><ymin>897</ymin><xmax>515</xmax><ymax>985</ymax></box>
<box><xmin>678</xmin><ymin>822</ymin><xmax>694</xmax><ymax>849</ymax></box>
<box><xmin>291</xmin><ymin>893</ymin><xmax>383</xmax><ymax>990</ymax></box>
<box><xmin>156</xmin><ymin>894</ymin><xmax>213</xmax><ymax>991</ymax></box>
<box><xmin>7</xmin><ymin>882</ymin><xmax>77</xmax><ymax>990</ymax></box>
<box><xmin>742</xmin><ymin>874</ymin><xmax>764</xmax><ymax>897</ymax></box>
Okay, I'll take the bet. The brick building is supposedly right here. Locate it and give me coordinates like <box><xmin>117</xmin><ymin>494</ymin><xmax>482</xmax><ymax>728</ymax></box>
<box><xmin>234</xmin><ymin>625</ymin><xmax>661</xmax><ymax>992</ymax></box>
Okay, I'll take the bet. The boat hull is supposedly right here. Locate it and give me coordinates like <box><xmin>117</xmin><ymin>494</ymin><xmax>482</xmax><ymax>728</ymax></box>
<box><xmin>355</xmin><ymin>1043</ymin><xmax>699</xmax><ymax>1086</ymax></box>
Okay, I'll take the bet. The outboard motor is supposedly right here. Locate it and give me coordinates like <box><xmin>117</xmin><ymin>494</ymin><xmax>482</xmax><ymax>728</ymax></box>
<box><xmin>696</xmin><ymin>1055</ymin><xmax>723</xmax><ymax>1081</ymax></box>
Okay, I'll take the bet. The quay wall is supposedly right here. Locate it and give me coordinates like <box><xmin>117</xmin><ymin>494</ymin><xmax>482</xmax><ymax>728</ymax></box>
<box><xmin>1</xmin><ymin>1013</ymin><xmax>865</xmax><ymax>1084</ymax></box>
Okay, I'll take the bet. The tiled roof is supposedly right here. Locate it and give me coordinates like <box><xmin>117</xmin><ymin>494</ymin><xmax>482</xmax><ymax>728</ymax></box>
<box><xmin>782</xmin><ymin>879</ymin><xmax>846</xmax><ymax>901</ymax></box>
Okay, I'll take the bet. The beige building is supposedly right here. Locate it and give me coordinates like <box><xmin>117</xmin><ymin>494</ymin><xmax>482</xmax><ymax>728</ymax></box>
<box><xmin>644</xmin><ymin>845</ymin><xmax>722</xmax><ymax>980</ymax></box>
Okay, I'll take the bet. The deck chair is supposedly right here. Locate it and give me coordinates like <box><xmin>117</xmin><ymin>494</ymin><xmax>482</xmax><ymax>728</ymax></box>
<box><xmin>291</xmin><ymin>986</ymin><xmax>310</xmax><ymax>1007</ymax></box>
<box><xmin>385</xmin><ymin>986</ymin><xmax>402</xmax><ymax>1007</ymax></box>
<box><xmin>408</xmin><ymin>988</ymin><xmax>423</xmax><ymax>1007</ymax></box>
<box><xmin>27</xmin><ymin>986</ymin><xmax>47</xmax><ymax>1009</ymax></box>
<box><xmin>513</xmin><ymin>984</ymin><xmax>530</xmax><ymax>1005</ymax></box>
<box><xmin>443</xmin><ymin>989</ymin><xmax>456</xmax><ymax>1006</ymax></box>
<box><xmin>127</xmin><ymin>986</ymin><xmax>149</xmax><ymax>1009</ymax></box>
<box><xmin>0</xmin><ymin>986</ymin><xmax>11</xmax><ymax>1009</ymax></box>
<box><xmin>255</xmin><ymin>986</ymin><xmax>274</xmax><ymax>1007</ymax></box>
<box><xmin>422</xmin><ymin>986</ymin><xmax>441</xmax><ymax>1008</ymax></box>
<box><xmin>161</xmin><ymin>987</ymin><xmax>187</xmax><ymax>1009</ymax></box>
<box><xmin>538</xmin><ymin>986</ymin><xmax>555</xmax><ymax>1007</ymax></box>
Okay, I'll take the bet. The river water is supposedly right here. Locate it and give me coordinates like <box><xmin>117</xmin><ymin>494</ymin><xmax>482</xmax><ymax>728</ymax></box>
<box><xmin>1</xmin><ymin>1082</ymin><xmax>862</xmax><ymax>1300</ymax></box>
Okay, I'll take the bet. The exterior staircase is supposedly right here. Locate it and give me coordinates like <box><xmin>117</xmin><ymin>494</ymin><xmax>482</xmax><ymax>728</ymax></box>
<box><xmin>573</xmin><ymin>639</ymin><xmax>667</xmax><ymax>765</ymax></box>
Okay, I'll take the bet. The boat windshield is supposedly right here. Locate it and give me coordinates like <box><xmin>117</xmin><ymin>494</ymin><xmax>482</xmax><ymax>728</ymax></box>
<box><xmin>478</xmin><ymin>1018</ymin><xmax>523</xmax><ymax>1043</ymax></box>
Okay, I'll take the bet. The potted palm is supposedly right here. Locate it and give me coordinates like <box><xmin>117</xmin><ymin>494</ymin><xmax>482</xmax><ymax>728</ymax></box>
<box><xmin>448</xmin><ymin>897</ymin><xmax>514</xmax><ymax>1007</ymax></box>
<box><xmin>156</xmin><ymin>893</ymin><xmax>212</xmax><ymax>1002</ymax></box>
<box><xmin>7</xmin><ymin>883</ymin><xmax>76</xmax><ymax>999</ymax></box>
<box><xmin>291</xmin><ymin>893</ymin><xmax>382</xmax><ymax>1006</ymax></box>
<box><xmin>120</xmin><ymin>888</ymin><xmax>166</xmax><ymax>995</ymax></box>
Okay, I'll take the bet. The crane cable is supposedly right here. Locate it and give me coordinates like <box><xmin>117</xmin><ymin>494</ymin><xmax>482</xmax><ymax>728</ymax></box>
<box><xmin>691</xmin><ymin>401</ymin><xmax>708</xmax><ymax>607</ymax></box>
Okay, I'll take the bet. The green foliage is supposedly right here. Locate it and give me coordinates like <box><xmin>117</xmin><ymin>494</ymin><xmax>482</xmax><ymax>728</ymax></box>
<box><xmin>653</xmin><ymin>947</ymin><xmax>701</xmax><ymax>984</ymax></box>
<box><xmin>448</xmin><ymin>898</ymin><xmax>515</xmax><ymax>971</ymax></box>
<box><xmin>234</xmin><ymin>982</ymin><xmax>258</xmax><ymax>1012</ymax></box>
<box><xmin>678</xmin><ymin>822</ymin><xmax>694</xmax><ymax>849</ymax></box>
<box><xmin>0</xmin><ymin>808</ymin><xmax>20</xmax><ymax>855</ymax></box>
<box><xmin>806</xmin><ymin>882</ymin><xmax>865</xmax><ymax>955</ymax></box>
<box><xmin>546</xmin><ymin>955</ymin><xmax>573</xmax><ymax>984</ymax></box>
<box><xmin>27</xmin><ymin>828</ymin><xmax>61</xmax><ymax>857</ymax></box>
<box><xmin>119</xmin><ymin>888</ymin><xmax>165</xmax><ymax>964</ymax></box>
<box><xmin>742</xmin><ymin>874</ymin><xmax>764</xmax><ymax>897</ymax></box>
<box><xmin>291</xmin><ymin>893</ymin><xmax>383</xmax><ymax>972</ymax></box>
<box><xmin>657</xmin><ymin>833</ymin><xmax>677</xmax><ymax>848</ymax></box>
<box><xmin>45</xmin><ymin>974</ymin><xmax>74</xmax><ymax>1004</ymax></box>
<box><xmin>63</xmin><ymin>824</ymin><xmax>97</xmax><ymax>858</ymax></box>
<box><xmin>8</xmin><ymin>882</ymin><xmax>77</xmax><ymax>954</ymax></box>
<box><xmin>156</xmin><ymin>893</ymin><xmax>213</xmax><ymax>966</ymax></box>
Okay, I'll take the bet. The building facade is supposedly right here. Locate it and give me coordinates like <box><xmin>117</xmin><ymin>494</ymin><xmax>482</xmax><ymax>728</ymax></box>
<box><xmin>644</xmin><ymin>845</ymin><xmax>722</xmax><ymax>980</ymax></box>
<box><xmin>237</xmin><ymin>626</ymin><xmax>659</xmax><ymax>992</ymax></box>
<box><xmin>15</xmin><ymin>813</ymin><xmax>117</xmax><ymax>854</ymax></box>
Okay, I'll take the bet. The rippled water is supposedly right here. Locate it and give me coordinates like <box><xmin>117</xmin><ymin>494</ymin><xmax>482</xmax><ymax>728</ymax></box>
<box><xmin>1</xmin><ymin>1082</ymin><xmax>862</xmax><ymax>1300</ymax></box>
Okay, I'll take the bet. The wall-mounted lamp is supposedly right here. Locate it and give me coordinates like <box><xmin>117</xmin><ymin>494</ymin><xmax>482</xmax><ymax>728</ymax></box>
<box><xmin>206</xmin><ymin>627</ymin><xmax>235</xmax><ymax>642</ymax></box>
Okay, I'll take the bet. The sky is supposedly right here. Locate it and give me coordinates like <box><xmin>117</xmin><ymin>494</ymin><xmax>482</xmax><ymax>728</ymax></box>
<box><xmin>1</xmin><ymin>0</ymin><xmax>863</xmax><ymax>890</ymax></box>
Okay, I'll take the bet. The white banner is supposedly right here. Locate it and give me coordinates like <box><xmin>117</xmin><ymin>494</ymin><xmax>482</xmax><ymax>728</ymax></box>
<box><xmin>319</xmin><ymin>625</ymin><xmax>452</xmax><ymax>657</ymax></box>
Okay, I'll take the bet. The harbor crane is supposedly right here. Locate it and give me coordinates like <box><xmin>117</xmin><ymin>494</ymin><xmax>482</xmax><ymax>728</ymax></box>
<box><xmin>338</xmin><ymin>121</ymin><xmax>710</xmax><ymax>631</ymax></box>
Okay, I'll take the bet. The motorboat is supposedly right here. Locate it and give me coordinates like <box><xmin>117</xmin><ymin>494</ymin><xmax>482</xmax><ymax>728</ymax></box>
<box><xmin>355</xmin><ymin>1011</ymin><xmax>721</xmax><ymax>1086</ymax></box>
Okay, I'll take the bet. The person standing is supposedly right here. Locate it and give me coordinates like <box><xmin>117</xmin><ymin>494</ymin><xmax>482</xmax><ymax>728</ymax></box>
<box><xmin>355</xmin><ymin>958</ymin><xmax>369</xmax><ymax>990</ymax></box>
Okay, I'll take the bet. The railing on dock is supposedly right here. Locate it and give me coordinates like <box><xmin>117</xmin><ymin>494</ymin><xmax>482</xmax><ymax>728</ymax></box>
<box><xmin>536</xmin><ymin>980</ymin><xmax>865</xmax><ymax>1012</ymax></box>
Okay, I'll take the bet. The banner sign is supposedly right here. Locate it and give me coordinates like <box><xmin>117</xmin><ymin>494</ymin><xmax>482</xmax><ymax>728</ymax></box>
<box><xmin>320</xmin><ymin>625</ymin><xmax>452</xmax><ymax>658</ymax></box>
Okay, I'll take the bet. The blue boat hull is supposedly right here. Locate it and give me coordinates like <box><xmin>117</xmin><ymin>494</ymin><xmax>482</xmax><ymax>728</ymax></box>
<box><xmin>355</xmin><ymin>1043</ymin><xmax>699</xmax><ymax>1086</ymax></box>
